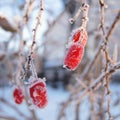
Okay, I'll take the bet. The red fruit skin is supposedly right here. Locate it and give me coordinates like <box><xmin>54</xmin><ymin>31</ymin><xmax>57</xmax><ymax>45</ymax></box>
<box><xmin>64</xmin><ymin>43</ymin><xmax>84</xmax><ymax>70</ymax></box>
<box><xmin>13</xmin><ymin>87</ymin><xmax>24</xmax><ymax>104</ymax></box>
<box><xmin>72</xmin><ymin>29</ymin><xmax>81</xmax><ymax>42</ymax></box>
<box><xmin>29</xmin><ymin>80</ymin><xmax>48</xmax><ymax>108</ymax></box>
<box><xmin>72</xmin><ymin>28</ymin><xmax>88</xmax><ymax>47</ymax></box>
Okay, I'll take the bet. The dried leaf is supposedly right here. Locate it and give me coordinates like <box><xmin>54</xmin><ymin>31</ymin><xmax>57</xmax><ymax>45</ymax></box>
<box><xmin>0</xmin><ymin>14</ymin><xmax>17</xmax><ymax>32</ymax></box>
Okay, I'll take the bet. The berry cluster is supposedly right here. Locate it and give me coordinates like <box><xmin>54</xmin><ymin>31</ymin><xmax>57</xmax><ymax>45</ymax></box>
<box><xmin>64</xmin><ymin>3</ymin><xmax>89</xmax><ymax>71</ymax></box>
<box><xmin>64</xmin><ymin>28</ymin><xmax>88</xmax><ymax>70</ymax></box>
<box><xmin>13</xmin><ymin>78</ymin><xmax>48</xmax><ymax>108</ymax></box>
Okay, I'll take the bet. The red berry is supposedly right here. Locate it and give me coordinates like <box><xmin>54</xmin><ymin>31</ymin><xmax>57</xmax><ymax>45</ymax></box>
<box><xmin>72</xmin><ymin>29</ymin><xmax>81</xmax><ymax>42</ymax></box>
<box><xmin>71</xmin><ymin>28</ymin><xmax>88</xmax><ymax>47</ymax></box>
<box><xmin>29</xmin><ymin>79</ymin><xmax>48</xmax><ymax>108</ymax></box>
<box><xmin>64</xmin><ymin>43</ymin><xmax>84</xmax><ymax>70</ymax></box>
<box><xmin>13</xmin><ymin>87</ymin><xmax>24</xmax><ymax>104</ymax></box>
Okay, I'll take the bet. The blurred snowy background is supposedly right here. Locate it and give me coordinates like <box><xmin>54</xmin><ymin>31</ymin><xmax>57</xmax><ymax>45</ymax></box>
<box><xmin>0</xmin><ymin>0</ymin><xmax>120</xmax><ymax>120</ymax></box>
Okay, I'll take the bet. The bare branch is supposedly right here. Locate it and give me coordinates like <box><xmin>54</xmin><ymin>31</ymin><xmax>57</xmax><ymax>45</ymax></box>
<box><xmin>0</xmin><ymin>97</ymin><xmax>30</xmax><ymax>120</ymax></box>
<box><xmin>81</xmin><ymin>10</ymin><xmax>120</xmax><ymax>79</ymax></box>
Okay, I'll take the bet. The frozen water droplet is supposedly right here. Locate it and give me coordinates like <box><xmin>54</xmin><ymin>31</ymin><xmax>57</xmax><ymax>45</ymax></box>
<box><xmin>66</xmin><ymin>41</ymin><xmax>73</xmax><ymax>49</ymax></box>
<box><xmin>69</xmin><ymin>18</ymin><xmax>74</xmax><ymax>24</ymax></box>
<box><xmin>63</xmin><ymin>65</ymin><xmax>72</xmax><ymax>71</ymax></box>
<box><xmin>43</xmin><ymin>77</ymin><xmax>46</xmax><ymax>82</ymax></box>
<box><xmin>63</xmin><ymin>65</ymin><xmax>66</xmax><ymax>68</ymax></box>
<box><xmin>24</xmin><ymin>81</ymin><xmax>30</xmax><ymax>85</ymax></box>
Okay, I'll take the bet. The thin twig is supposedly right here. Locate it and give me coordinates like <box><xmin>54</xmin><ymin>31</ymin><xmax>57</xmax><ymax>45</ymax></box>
<box><xmin>58</xmin><ymin>61</ymin><xmax>120</xmax><ymax>119</ymax></box>
<box><xmin>0</xmin><ymin>97</ymin><xmax>30</xmax><ymax>120</ymax></box>
<box><xmin>99</xmin><ymin>0</ymin><xmax>106</xmax><ymax>35</ymax></box>
<box><xmin>77</xmin><ymin>61</ymin><xmax>120</xmax><ymax>103</ymax></box>
<box><xmin>69</xmin><ymin>3</ymin><xmax>89</xmax><ymax>28</ymax></box>
<box><xmin>81</xmin><ymin>10</ymin><xmax>120</xmax><ymax>79</ymax></box>
<box><xmin>99</xmin><ymin>0</ymin><xmax>112</xmax><ymax>119</ymax></box>
<box><xmin>22</xmin><ymin>0</ymin><xmax>44</xmax><ymax>80</ymax></box>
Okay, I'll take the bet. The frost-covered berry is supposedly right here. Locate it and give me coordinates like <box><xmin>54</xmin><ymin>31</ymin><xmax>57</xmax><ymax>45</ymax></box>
<box><xmin>29</xmin><ymin>78</ymin><xmax>48</xmax><ymax>108</ymax></box>
<box><xmin>64</xmin><ymin>43</ymin><xmax>84</xmax><ymax>71</ymax></box>
<box><xmin>13</xmin><ymin>87</ymin><xmax>24</xmax><ymax>104</ymax></box>
<box><xmin>72</xmin><ymin>29</ymin><xmax>81</xmax><ymax>42</ymax></box>
<box><xmin>71</xmin><ymin>28</ymin><xmax>88</xmax><ymax>47</ymax></box>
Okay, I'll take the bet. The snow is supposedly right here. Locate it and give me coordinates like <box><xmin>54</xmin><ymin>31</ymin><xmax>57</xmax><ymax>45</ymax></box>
<box><xmin>0</xmin><ymin>86</ymin><xmax>70</xmax><ymax>120</ymax></box>
<box><xmin>0</xmin><ymin>83</ymin><xmax>120</xmax><ymax>120</ymax></box>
